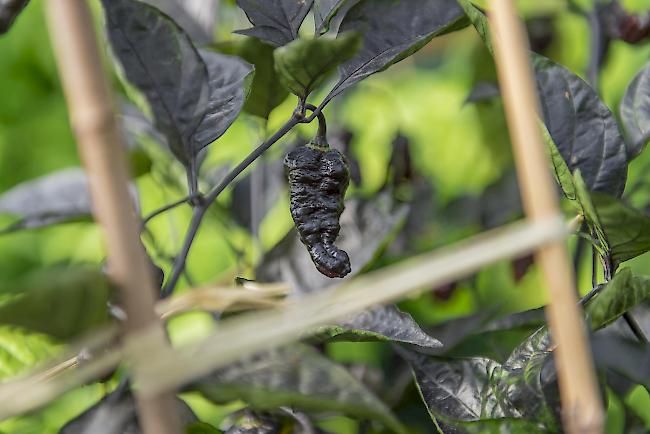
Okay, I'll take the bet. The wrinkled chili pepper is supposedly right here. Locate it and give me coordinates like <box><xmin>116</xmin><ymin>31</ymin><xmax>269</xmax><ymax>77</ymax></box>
<box><xmin>285</xmin><ymin>138</ymin><xmax>351</xmax><ymax>278</ymax></box>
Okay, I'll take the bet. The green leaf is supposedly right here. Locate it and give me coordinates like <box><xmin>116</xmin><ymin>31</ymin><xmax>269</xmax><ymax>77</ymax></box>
<box><xmin>621</xmin><ymin>60</ymin><xmax>650</xmax><ymax>159</ymax></box>
<box><xmin>464</xmin><ymin>81</ymin><xmax>500</xmax><ymax>105</ymax></box>
<box><xmin>274</xmin><ymin>32</ymin><xmax>361</xmax><ymax>100</ymax></box>
<box><xmin>0</xmin><ymin>327</ymin><xmax>60</xmax><ymax>380</ymax></box>
<box><xmin>541</xmin><ymin>124</ymin><xmax>576</xmax><ymax>200</ymax></box>
<box><xmin>456</xmin><ymin>0</ymin><xmax>493</xmax><ymax>54</ymax></box>
<box><xmin>574</xmin><ymin>171</ymin><xmax>650</xmax><ymax>267</ymax></box>
<box><xmin>586</xmin><ymin>269</ymin><xmax>650</xmax><ymax>330</ymax></box>
<box><xmin>401</xmin><ymin>349</ymin><xmax>508</xmax><ymax>421</ymax></box>
<box><xmin>128</xmin><ymin>147</ymin><xmax>153</xmax><ymax>178</ymax></box>
<box><xmin>216</xmin><ymin>38</ymin><xmax>289</xmax><ymax>120</ymax></box>
<box><xmin>313</xmin><ymin>305</ymin><xmax>441</xmax><ymax>348</ymax></box>
<box><xmin>193</xmin><ymin>344</ymin><xmax>406</xmax><ymax>434</ymax></box>
<box><xmin>0</xmin><ymin>266</ymin><xmax>111</xmax><ymax>340</ymax></box>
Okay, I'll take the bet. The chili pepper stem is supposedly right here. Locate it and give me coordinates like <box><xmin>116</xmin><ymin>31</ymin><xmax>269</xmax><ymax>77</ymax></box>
<box><xmin>305</xmin><ymin>103</ymin><xmax>328</xmax><ymax>148</ymax></box>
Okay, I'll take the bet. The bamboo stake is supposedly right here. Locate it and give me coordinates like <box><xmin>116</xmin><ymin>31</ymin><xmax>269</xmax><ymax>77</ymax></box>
<box><xmin>488</xmin><ymin>1</ymin><xmax>604</xmax><ymax>433</ymax></box>
<box><xmin>137</xmin><ymin>217</ymin><xmax>572</xmax><ymax>396</ymax></box>
<box><xmin>0</xmin><ymin>216</ymin><xmax>572</xmax><ymax>420</ymax></box>
<box><xmin>44</xmin><ymin>2</ymin><xmax>181</xmax><ymax>434</ymax></box>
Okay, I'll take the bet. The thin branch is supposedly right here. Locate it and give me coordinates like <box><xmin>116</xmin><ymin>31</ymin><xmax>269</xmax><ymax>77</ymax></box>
<box><xmin>304</xmin><ymin>103</ymin><xmax>327</xmax><ymax>146</ymax></box>
<box><xmin>623</xmin><ymin>312</ymin><xmax>650</xmax><ymax>343</ymax></box>
<box><xmin>161</xmin><ymin>206</ymin><xmax>205</xmax><ymax>297</ymax></box>
<box><xmin>572</xmin><ymin>222</ymin><xmax>588</xmax><ymax>290</ymax></box>
<box><xmin>579</xmin><ymin>283</ymin><xmax>605</xmax><ymax>306</ymax></box>
<box><xmin>140</xmin><ymin>194</ymin><xmax>195</xmax><ymax>231</ymax></box>
<box><xmin>162</xmin><ymin>114</ymin><xmax>301</xmax><ymax>296</ymax></box>
<box><xmin>591</xmin><ymin>246</ymin><xmax>598</xmax><ymax>289</ymax></box>
<box><xmin>203</xmin><ymin>115</ymin><xmax>301</xmax><ymax>204</ymax></box>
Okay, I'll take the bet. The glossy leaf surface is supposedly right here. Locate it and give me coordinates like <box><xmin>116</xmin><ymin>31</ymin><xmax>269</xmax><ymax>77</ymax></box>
<box><xmin>274</xmin><ymin>32</ymin><xmax>361</xmax><ymax>100</ymax></box>
<box><xmin>314</xmin><ymin>305</ymin><xmax>441</xmax><ymax>348</ymax></box>
<box><xmin>322</xmin><ymin>0</ymin><xmax>467</xmax><ymax>105</ymax></box>
<box><xmin>217</xmin><ymin>38</ymin><xmax>289</xmax><ymax>119</ymax></box>
<box><xmin>235</xmin><ymin>0</ymin><xmax>314</xmax><ymax>47</ymax></box>
<box><xmin>0</xmin><ymin>168</ymin><xmax>92</xmax><ymax>233</ymax></box>
<box><xmin>621</xmin><ymin>61</ymin><xmax>650</xmax><ymax>158</ymax></box>
<box><xmin>534</xmin><ymin>55</ymin><xmax>628</xmax><ymax>197</ymax></box>
<box><xmin>195</xmin><ymin>344</ymin><xmax>405</xmax><ymax>433</ymax></box>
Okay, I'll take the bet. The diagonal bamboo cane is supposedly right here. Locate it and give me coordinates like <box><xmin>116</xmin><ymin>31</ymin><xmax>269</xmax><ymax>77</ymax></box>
<box><xmin>44</xmin><ymin>1</ymin><xmax>181</xmax><ymax>433</ymax></box>
<box><xmin>0</xmin><ymin>216</ymin><xmax>572</xmax><ymax>420</ymax></box>
<box><xmin>488</xmin><ymin>1</ymin><xmax>604</xmax><ymax>433</ymax></box>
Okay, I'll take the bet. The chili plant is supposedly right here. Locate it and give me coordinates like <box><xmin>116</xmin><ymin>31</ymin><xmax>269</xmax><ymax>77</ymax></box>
<box><xmin>1</xmin><ymin>0</ymin><xmax>650</xmax><ymax>433</ymax></box>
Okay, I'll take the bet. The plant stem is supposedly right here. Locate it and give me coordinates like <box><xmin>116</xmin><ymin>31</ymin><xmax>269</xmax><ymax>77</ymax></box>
<box><xmin>623</xmin><ymin>312</ymin><xmax>649</xmax><ymax>343</ymax></box>
<box><xmin>203</xmin><ymin>115</ymin><xmax>301</xmax><ymax>204</ymax></box>
<box><xmin>572</xmin><ymin>222</ymin><xmax>587</xmax><ymax>290</ymax></box>
<box><xmin>579</xmin><ymin>283</ymin><xmax>605</xmax><ymax>306</ymax></box>
<box><xmin>591</xmin><ymin>246</ymin><xmax>598</xmax><ymax>289</ymax></box>
<box><xmin>161</xmin><ymin>206</ymin><xmax>206</xmax><ymax>297</ymax></box>
<box><xmin>140</xmin><ymin>195</ymin><xmax>195</xmax><ymax>231</ymax></box>
<box><xmin>161</xmin><ymin>115</ymin><xmax>301</xmax><ymax>297</ymax></box>
<box><xmin>305</xmin><ymin>103</ymin><xmax>327</xmax><ymax>146</ymax></box>
<box><xmin>303</xmin><ymin>101</ymin><xmax>325</xmax><ymax>124</ymax></box>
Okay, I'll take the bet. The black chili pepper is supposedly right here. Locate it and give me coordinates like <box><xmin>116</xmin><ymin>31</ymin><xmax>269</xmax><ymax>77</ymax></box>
<box><xmin>284</xmin><ymin>134</ymin><xmax>351</xmax><ymax>278</ymax></box>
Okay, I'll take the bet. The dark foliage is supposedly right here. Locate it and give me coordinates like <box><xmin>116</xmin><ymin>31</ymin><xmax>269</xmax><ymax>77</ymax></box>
<box><xmin>4</xmin><ymin>0</ymin><xmax>650</xmax><ymax>433</ymax></box>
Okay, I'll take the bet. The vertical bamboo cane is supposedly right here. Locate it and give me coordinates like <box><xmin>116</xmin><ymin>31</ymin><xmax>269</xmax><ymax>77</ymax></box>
<box><xmin>488</xmin><ymin>1</ymin><xmax>604</xmax><ymax>433</ymax></box>
<box><xmin>44</xmin><ymin>1</ymin><xmax>181</xmax><ymax>433</ymax></box>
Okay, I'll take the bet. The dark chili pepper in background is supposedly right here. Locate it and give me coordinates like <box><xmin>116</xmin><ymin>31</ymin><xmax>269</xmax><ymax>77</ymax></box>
<box><xmin>330</xmin><ymin>128</ymin><xmax>362</xmax><ymax>186</ymax></box>
<box><xmin>601</xmin><ymin>0</ymin><xmax>650</xmax><ymax>44</ymax></box>
<box><xmin>0</xmin><ymin>0</ymin><xmax>31</xmax><ymax>34</ymax></box>
<box><xmin>284</xmin><ymin>111</ymin><xmax>351</xmax><ymax>278</ymax></box>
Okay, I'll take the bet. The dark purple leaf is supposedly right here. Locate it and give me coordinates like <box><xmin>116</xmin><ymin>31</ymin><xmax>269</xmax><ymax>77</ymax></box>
<box><xmin>534</xmin><ymin>55</ymin><xmax>628</xmax><ymax>197</ymax></box>
<box><xmin>322</xmin><ymin>0</ymin><xmax>467</xmax><ymax>105</ymax></box>
<box><xmin>235</xmin><ymin>0</ymin><xmax>314</xmax><ymax>47</ymax></box>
